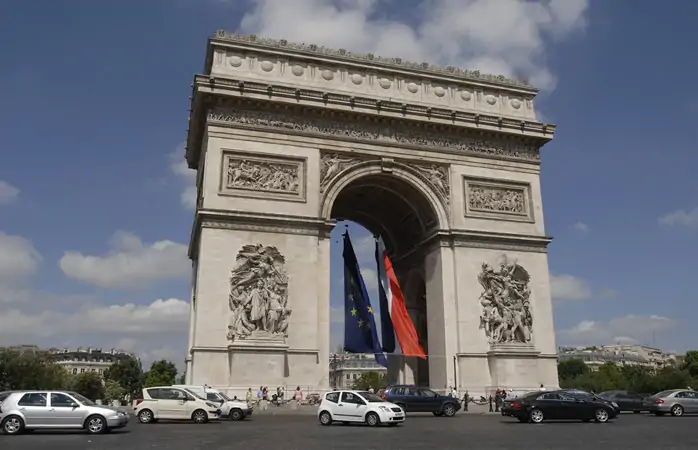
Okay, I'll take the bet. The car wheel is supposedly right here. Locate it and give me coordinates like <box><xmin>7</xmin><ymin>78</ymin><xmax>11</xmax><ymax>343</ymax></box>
<box><xmin>85</xmin><ymin>415</ymin><xmax>107</xmax><ymax>434</ymax></box>
<box><xmin>671</xmin><ymin>405</ymin><xmax>684</xmax><ymax>417</ymax></box>
<box><xmin>442</xmin><ymin>403</ymin><xmax>457</xmax><ymax>417</ymax></box>
<box><xmin>192</xmin><ymin>409</ymin><xmax>208</xmax><ymax>424</ymax></box>
<box><xmin>365</xmin><ymin>412</ymin><xmax>380</xmax><ymax>427</ymax></box>
<box><xmin>594</xmin><ymin>409</ymin><xmax>609</xmax><ymax>423</ymax></box>
<box><xmin>1</xmin><ymin>416</ymin><xmax>24</xmax><ymax>435</ymax></box>
<box><xmin>230</xmin><ymin>409</ymin><xmax>244</xmax><ymax>421</ymax></box>
<box><xmin>432</xmin><ymin>412</ymin><xmax>443</xmax><ymax>417</ymax></box>
<box><xmin>319</xmin><ymin>411</ymin><xmax>332</xmax><ymax>426</ymax></box>
<box><xmin>138</xmin><ymin>409</ymin><xmax>154</xmax><ymax>424</ymax></box>
<box><xmin>529</xmin><ymin>408</ymin><xmax>544</xmax><ymax>424</ymax></box>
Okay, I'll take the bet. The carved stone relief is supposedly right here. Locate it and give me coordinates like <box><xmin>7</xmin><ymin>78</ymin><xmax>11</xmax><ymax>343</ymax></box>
<box><xmin>222</xmin><ymin>152</ymin><xmax>305</xmax><ymax>200</ymax></box>
<box><xmin>464</xmin><ymin>178</ymin><xmax>531</xmax><ymax>221</ymax></box>
<box><xmin>477</xmin><ymin>259</ymin><xmax>533</xmax><ymax>345</ymax></box>
<box><xmin>320</xmin><ymin>153</ymin><xmax>361</xmax><ymax>192</ymax></box>
<box><xmin>227</xmin><ymin>244</ymin><xmax>291</xmax><ymax>342</ymax></box>
<box><xmin>412</xmin><ymin>164</ymin><xmax>450</xmax><ymax>202</ymax></box>
<box><xmin>209</xmin><ymin>109</ymin><xmax>539</xmax><ymax>161</ymax></box>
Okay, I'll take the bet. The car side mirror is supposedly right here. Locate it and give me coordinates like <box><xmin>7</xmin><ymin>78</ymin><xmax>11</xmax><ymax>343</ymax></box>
<box><xmin>69</xmin><ymin>402</ymin><xmax>79</xmax><ymax>408</ymax></box>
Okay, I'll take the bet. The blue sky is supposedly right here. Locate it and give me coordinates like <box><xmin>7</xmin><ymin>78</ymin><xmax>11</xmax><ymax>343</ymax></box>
<box><xmin>1</xmin><ymin>0</ymin><xmax>697</xmax><ymax>368</ymax></box>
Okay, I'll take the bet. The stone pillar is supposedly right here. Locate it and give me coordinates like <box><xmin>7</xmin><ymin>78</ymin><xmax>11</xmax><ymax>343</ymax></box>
<box><xmin>186</xmin><ymin>261</ymin><xmax>197</xmax><ymax>385</ymax></box>
<box><xmin>316</xmin><ymin>232</ymin><xmax>332</xmax><ymax>391</ymax></box>
<box><xmin>424</xmin><ymin>245</ymin><xmax>458</xmax><ymax>391</ymax></box>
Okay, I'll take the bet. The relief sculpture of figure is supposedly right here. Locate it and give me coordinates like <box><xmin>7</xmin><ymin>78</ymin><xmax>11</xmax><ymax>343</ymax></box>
<box><xmin>227</xmin><ymin>244</ymin><xmax>292</xmax><ymax>341</ymax></box>
<box><xmin>476</xmin><ymin>260</ymin><xmax>533</xmax><ymax>345</ymax></box>
<box><xmin>227</xmin><ymin>159</ymin><xmax>299</xmax><ymax>193</ymax></box>
<box><xmin>320</xmin><ymin>154</ymin><xmax>357</xmax><ymax>191</ymax></box>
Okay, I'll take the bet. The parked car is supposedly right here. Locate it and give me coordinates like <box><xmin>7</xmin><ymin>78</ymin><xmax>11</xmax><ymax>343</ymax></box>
<box><xmin>134</xmin><ymin>386</ymin><xmax>221</xmax><ymax>424</ymax></box>
<box><xmin>644</xmin><ymin>389</ymin><xmax>698</xmax><ymax>416</ymax></box>
<box><xmin>500</xmin><ymin>390</ymin><xmax>618</xmax><ymax>423</ymax></box>
<box><xmin>0</xmin><ymin>390</ymin><xmax>129</xmax><ymax>435</ymax></box>
<box><xmin>382</xmin><ymin>385</ymin><xmax>461</xmax><ymax>417</ymax></box>
<box><xmin>559</xmin><ymin>389</ymin><xmax>620</xmax><ymax>413</ymax></box>
<box><xmin>598</xmin><ymin>390</ymin><xmax>646</xmax><ymax>413</ymax></box>
<box><xmin>174</xmin><ymin>385</ymin><xmax>252</xmax><ymax>420</ymax></box>
<box><xmin>318</xmin><ymin>390</ymin><xmax>404</xmax><ymax>426</ymax></box>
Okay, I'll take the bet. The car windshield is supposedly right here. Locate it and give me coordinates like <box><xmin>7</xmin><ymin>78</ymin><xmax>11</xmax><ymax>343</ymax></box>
<box><xmin>218</xmin><ymin>392</ymin><xmax>232</xmax><ymax>401</ymax></box>
<box><xmin>598</xmin><ymin>391</ymin><xmax>614</xmax><ymax>398</ymax></box>
<box><xmin>358</xmin><ymin>392</ymin><xmax>384</xmax><ymax>402</ymax></box>
<box><xmin>69</xmin><ymin>392</ymin><xmax>96</xmax><ymax>406</ymax></box>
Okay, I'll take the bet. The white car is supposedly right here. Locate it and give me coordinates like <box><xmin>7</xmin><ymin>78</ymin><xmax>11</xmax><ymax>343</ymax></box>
<box><xmin>317</xmin><ymin>390</ymin><xmax>404</xmax><ymax>427</ymax></box>
<box><xmin>134</xmin><ymin>386</ymin><xmax>220</xmax><ymax>424</ymax></box>
<box><xmin>175</xmin><ymin>385</ymin><xmax>252</xmax><ymax>421</ymax></box>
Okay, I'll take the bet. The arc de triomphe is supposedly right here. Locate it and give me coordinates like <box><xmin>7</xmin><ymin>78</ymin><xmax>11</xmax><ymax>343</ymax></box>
<box><xmin>183</xmin><ymin>31</ymin><xmax>559</xmax><ymax>396</ymax></box>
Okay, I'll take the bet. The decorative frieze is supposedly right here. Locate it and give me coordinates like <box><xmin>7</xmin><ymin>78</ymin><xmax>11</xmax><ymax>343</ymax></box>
<box><xmin>209</xmin><ymin>109</ymin><xmax>539</xmax><ymax>161</ymax></box>
<box><xmin>212</xmin><ymin>31</ymin><xmax>530</xmax><ymax>88</ymax></box>
<box><xmin>464</xmin><ymin>177</ymin><xmax>532</xmax><ymax>222</ymax></box>
<box><xmin>320</xmin><ymin>153</ymin><xmax>363</xmax><ymax>193</ymax></box>
<box><xmin>220</xmin><ymin>151</ymin><xmax>306</xmax><ymax>202</ymax></box>
<box><xmin>412</xmin><ymin>164</ymin><xmax>450</xmax><ymax>201</ymax></box>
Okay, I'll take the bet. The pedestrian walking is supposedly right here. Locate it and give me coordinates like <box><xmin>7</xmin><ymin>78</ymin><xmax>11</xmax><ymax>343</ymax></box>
<box><xmin>462</xmin><ymin>390</ymin><xmax>469</xmax><ymax>412</ymax></box>
<box><xmin>294</xmin><ymin>386</ymin><xmax>302</xmax><ymax>407</ymax></box>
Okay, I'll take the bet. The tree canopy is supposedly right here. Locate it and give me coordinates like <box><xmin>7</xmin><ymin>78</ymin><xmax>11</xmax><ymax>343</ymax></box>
<box><xmin>143</xmin><ymin>360</ymin><xmax>178</xmax><ymax>388</ymax></box>
<box><xmin>352</xmin><ymin>371</ymin><xmax>387</xmax><ymax>391</ymax></box>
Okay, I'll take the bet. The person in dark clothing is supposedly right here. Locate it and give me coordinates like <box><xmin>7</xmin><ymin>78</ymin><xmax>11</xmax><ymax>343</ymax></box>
<box><xmin>462</xmin><ymin>390</ymin><xmax>469</xmax><ymax>412</ymax></box>
<box><xmin>488</xmin><ymin>394</ymin><xmax>494</xmax><ymax>412</ymax></box>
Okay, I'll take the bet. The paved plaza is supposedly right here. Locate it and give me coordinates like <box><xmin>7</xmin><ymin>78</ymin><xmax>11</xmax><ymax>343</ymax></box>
<box><xmin>2</xmin><ymin>412</ymin><xmax>697</xmax><ymax>450</ymax></box>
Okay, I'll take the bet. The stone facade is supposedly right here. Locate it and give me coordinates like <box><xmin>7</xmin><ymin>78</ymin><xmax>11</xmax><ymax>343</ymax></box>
<box><xmin>183</xmin><ymin>31</ymin><xmax>559</xmax><ymax>398</ymax></box>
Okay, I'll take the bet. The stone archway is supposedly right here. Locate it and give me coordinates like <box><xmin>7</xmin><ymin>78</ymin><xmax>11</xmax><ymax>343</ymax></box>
<box><xmin>183</xmin><ymin>31</ymin><xmax>560</xmax><ymax>397</ymax></box>
<box><xmin>320</xmin><ymin>161</ymin><xmax>447</xmax><ymax>387</ymax></box>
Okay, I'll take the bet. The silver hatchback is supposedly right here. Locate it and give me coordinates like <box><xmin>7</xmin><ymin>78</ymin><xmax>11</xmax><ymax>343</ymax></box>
<box><xmin>0</xmin><ymin>390</ymin><xmax>129</xmax><ymax>435</ymax></box>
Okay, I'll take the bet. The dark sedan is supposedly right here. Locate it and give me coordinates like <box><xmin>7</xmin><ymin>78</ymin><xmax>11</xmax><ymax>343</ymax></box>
<box><xmin>382</xmin><ymin>385</ymin><xmax>461</xmax><ymax>417</ymax></box>
<box><xmin>598</xmin><ymin>390</ymin><xmax>646</xmax><ymax>413</ymax></box>
<box><xmin>501</xmin><ymin>390</ymin><xmax>618</xmax><ymax>423</ymax></box>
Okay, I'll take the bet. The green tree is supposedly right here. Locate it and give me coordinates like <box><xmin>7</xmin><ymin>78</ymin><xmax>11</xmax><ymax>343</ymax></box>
<box><xmin>143</xmin><ymin>360</ymin><xmax>178</xmax><ymax>387</ymax></box>
<box><xmin>103</xmin><ymin>379</ymin><xmax>126</xmax><ymax>404</ymax></box>
<box><xmin>71</xmin><ymin>372</ymin><xmax>105</xmax><ymax>401</ymax></box>
<box><xmin>0</xmin><ymin>351</ymin><xmax>67</xmax><ymax>390</ymax></box>
<box><xmin>681</xmin><ymin>351</ymin><xmax>698</xmax><ymax>378</ymax></box>
<box><xmin>352</xmin><ymin>371</ymin><xmax>387</xmax><ymax>391</ymax></box>
<box><xmin>558</xmin><ymin>359</ymin><xmax>589</xmax><ymax>381</ymax></box>
<box><xmin>103</xmin><ymin>357</ymin><xmax>143</xmax><ymax>400</ymax></box>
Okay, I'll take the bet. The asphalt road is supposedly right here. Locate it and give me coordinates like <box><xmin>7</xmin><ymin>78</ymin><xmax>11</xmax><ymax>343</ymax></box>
<box><xmin>2</xmin><ymin>412</ymin><xmax>698</xmax><ymax>450</ymax></box>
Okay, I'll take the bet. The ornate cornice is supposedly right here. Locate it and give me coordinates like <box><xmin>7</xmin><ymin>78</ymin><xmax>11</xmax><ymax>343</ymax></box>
<box><xmin>186</xmin><ymin>79</ymin><xmax>553</xmax><ymax>169</ymax></box>
<box><xmin>211</xmin><ymin>31</ymin><xmax>533</xmax><ymax>90</ymax></box>
<box><xmin>188</xmin><ymin>209</ymin><xmax>333</xmax><ymax>260</ymax></box>
<box><xmin>423</xmin><ymin>229</ymin><xmax>552</xmax><ymax>254</ymax></box>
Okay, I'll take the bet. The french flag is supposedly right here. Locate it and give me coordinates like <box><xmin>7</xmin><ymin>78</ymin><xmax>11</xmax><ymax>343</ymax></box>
<box><xmin>375</xmin><ymin>237</ymin><xmax>426</xmax><ymax>359</ymax></box>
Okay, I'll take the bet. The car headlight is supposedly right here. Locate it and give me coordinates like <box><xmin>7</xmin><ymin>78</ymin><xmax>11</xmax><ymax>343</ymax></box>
<box><xmin>379</xmin><ymin>406</ymin><xmax>390</xmax><ymax>412</ymax></box>
<box><xmin>117</xmin><ymin>411</ymin><xmax>126</xmax><ymax>416</ymax></box>
<box><xmin>206</xmin><ymin>402</ymin><xmax>218</xmax><ymax>409</ymax></box>
<box><xmin>612</xmin><ymin>402</ymin><xmax>618</xmax><ymax>408</ymax></box>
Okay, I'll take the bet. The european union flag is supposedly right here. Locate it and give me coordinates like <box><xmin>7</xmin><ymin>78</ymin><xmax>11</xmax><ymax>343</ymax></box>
<box><xmin>342</xmin><ymin>232</ymin><xmax>387</xmax><ymax>367</ymax></box>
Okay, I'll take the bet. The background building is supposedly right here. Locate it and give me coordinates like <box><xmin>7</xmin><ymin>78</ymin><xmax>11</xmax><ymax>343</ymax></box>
<box><xmin>48</xmin><ymin>347</ymin><xmax>136</xmax><ymax>375</ymax></box>
<box><xmin>329</xmin><ymin>353</ymin><xmax>387</xmax><ymax>389</ymax></box>
<box><xmin>558</xmin><ymin>345</ymin><xmax>679</xmax><ymax>371</ymax></box>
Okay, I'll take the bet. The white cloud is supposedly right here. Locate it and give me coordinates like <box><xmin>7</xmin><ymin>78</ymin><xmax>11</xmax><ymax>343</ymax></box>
<box><xmin>0</xmin><ymin>232</ymin><xmax>42</xmax><ymax>283</ymax></box>
<box><xmin>0</xmin><ymin>298</ymin><xmax>189</xmax><ymax>341</ymax></box>
<box><xmin>559</xmin><ymin>314</ymin><xmax>675</xmax><ymax>346</ymax></box>
<box><xmin>572</xmin><ymin>222</ymin><xmax>589</xmax><ymax>233</ymax></box>
<box><xmin>59</xmin><ymin>231</ymin><xmax>190</xmax><ymax>289</ymax></box>
<box><xmin>659</xmin><ymin>207</ymin><xmax>698</xmax><ymax>228</ymax></box>
<box><xmin>169</xmin><ymin>143</ymin><xmax>197</xmax><ymax>209</ymax></box>
<box><xmin>238</xmin><ymin>0</ymin><xmax>589</xmax><ymax>91</ymax></box>
<box><xmin>0</xmin><ymin>181</ymin><xmax>20</xmax><ymax>205</ymax></box>
<box><xmin>550</xmin><ymin>274</ymin><xmax>591</xmax><ymax>301</ymax></box>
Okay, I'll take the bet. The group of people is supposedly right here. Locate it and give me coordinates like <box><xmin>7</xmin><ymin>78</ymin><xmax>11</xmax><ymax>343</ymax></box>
<box><xmin>245</xmin><ymin>386</ymin><xmax>304</xmax><ymax>410</ymax></box>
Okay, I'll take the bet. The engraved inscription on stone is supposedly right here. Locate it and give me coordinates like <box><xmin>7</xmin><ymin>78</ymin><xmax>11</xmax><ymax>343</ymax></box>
<box><xmin>468</xmin><ymin>185</ymin><xmax>526</xmax><ymax>214</ymax></box>
<box><xmin>320</xmin><ymin>153</ymin><xmax>361</xmax><ymax>192</ymax></box>
<box><xmin>208</xmin><ymin>109</ymin><xmax>540</xmax><ymax>161</ymax></box>
<box><xmin>477</xmin><ymin>259</ymin><xmax>533</xmax><ymax>345</ymax></box>
<box><xmin>222</xmin><ymin>152</ymin><xmax>304</xmax><ymax>199</ymax></box>
<box><xmin>227</xmin><ymin>244</ymin><xmax>291</xmax><ymax>342</ymax></box>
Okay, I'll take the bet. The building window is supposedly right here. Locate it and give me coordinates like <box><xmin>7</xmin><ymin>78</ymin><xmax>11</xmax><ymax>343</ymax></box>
<box><xmin>72</xmin><ymin>368</ymin><xmax>77</xmax><ymax>375</ymax></box>
<box><xmin>80</xmin><ymin>368</ymin><xmax>85</xmax><ymax>373</ymax></box>
<box><xmin>346</xmin><ymin>374</ymin><xmax>350</xmax><ymax>380</ymax></box>
<box><xmin>353</xmin><ymin>374</ymin><xmax>357</xmax><ymax>380</ymax></box>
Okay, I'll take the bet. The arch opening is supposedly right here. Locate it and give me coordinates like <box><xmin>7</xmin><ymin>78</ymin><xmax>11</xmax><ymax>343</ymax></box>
<box><xmin>328</xmin><ymin>172</ymin><xmax>440</xmax><ymax>388</ymax></box>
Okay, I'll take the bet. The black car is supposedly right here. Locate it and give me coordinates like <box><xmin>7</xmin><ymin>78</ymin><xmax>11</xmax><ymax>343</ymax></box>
<box><xmin>382</xmin><ymin>385</ymin><xmax>461</xmax><ymax>417</ymax></box>
<box><xmin>598</xmin><ymin>390</ymin><xmax>646</xmax><ymax>413</ymax></box>
<box><xmin>500</xmin><ymin>390</ymin><xmax>618</xmax><ymax>423</ymax></box>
